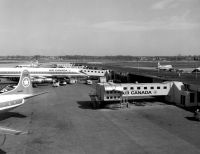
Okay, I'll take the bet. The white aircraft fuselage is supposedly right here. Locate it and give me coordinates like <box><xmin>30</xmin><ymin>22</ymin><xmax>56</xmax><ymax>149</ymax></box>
<box><xmin>0</xmin><ymin>67</ymin><xmax>85</xmax><ymax>78</ymax></box>
<box><xmin>157</xmin><ymin>62</ymin><xmax>173</xmax><ymax>71</ymax></box>
<box><xmin>0</xmin><ymin>95</ymin><xmax>25</xmax><ymax>112</ymax></box>
<box><xmin>0</xmin><ymin>70</ymin><xmax>46</xmax><ymax>112</ymax></box>
<box><xmin>81</xmin><ymin>69</ymin><xmax>110</xmax><ymax>77</ymax></box>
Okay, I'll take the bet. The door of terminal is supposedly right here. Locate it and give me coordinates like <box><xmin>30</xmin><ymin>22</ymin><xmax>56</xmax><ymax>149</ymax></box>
<box><xmin>197</xmin><ymin>92</ymin><xmax>200</xmax><ymax>103</ymax></box>
<box><xmin>181</xmin><ymin>95</ymin><xmax>185</xmax><ymax>106</ymax></box>
<box><xmin>197</xmin><ymin>92</ymin><xmax>200</xmax><ymax>107</ymax></box>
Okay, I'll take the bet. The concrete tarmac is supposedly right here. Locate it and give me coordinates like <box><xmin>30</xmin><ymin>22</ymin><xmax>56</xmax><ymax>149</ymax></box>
<box><xmin>1</xmin><ymin>84</ymin><xmax>200</xmax><ymax>154</ymax></box>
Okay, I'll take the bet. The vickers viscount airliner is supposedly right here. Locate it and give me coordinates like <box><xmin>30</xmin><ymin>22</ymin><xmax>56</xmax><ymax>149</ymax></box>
<box><xmin>0</xmin><ymin>70</ymin><xmax>47</xmax><ymax>135</ymax></box>
<box><xmin>0</xmin><ymin>67</ymin><xmax>87</xmax><ymax>84</ymax></box>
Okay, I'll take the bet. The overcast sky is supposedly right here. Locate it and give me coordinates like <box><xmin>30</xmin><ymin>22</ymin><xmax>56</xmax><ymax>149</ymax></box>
<box><xmin>0</xmin><ymin>0</ymin><xmax>199</xmax><ymax>56</ymax></box>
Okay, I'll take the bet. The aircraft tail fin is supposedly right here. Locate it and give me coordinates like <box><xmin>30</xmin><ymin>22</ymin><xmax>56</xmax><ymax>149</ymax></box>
<box><xmin>2</xmin><ymin>70</ymin><xmax>33</xmax><ymax>95</ymax></box>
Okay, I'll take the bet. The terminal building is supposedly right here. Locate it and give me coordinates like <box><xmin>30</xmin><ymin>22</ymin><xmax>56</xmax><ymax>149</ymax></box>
<box><xmin>166</xmin><ymin>82</ymin><xmax>200</xmax><ymax>107</ymax></box>
<box><xmin>96</xmin><ymin>82</ymin><xmax>171</xmax><ymax>101</ymax></box>
<box><xmin>91</xmin><ymin>80</ymin><xmax>200</xmax><ymax>108</ymax></box>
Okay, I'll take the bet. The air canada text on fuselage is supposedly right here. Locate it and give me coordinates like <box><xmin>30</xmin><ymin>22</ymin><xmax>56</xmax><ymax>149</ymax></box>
<box><xmin>123</xmin><ymin>90</ymin><xmax>152</xmax><ymax>95</ymax></box>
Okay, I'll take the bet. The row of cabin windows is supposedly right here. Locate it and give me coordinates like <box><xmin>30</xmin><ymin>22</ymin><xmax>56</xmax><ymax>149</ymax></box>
<box><xmin>123</xmin><ymin>86</ymin><xmax>167</xmax><ymax>90</ymax></box>
<box><xmin>83</xmin><ymin>70</ymin><xmax>104</xmax><ymax>73</ymax></box>
<box><xmin>106</xmin><ymin>96</ymin><xmax>121</xmax><ymax>99</ymax></box>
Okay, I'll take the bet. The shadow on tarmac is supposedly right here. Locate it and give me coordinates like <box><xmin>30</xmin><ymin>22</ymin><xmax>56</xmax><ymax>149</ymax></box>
<box><xmin>77</xmin><ymin>101</ymin><xmax>93</xmax><ymax>109</ymax></box>
<box><xmin>77</xmin><ymin>101</ymin><xmax>128</xmax><ymax>110</ymax></box>
<box><xmin>0</xmin><ymin>149</ymin><xmax>6</xmax><ymax>154</ymax></box>
<box><xmin>77</xmin><ymin>98</ymin><xmax>172</xmax><ymax>111</ymax></box>
<box><xmin>0</xmin><ymin>112</ymin><xmax>26</xmax><ymax>154</ymax></box>
<box><xmin>0</xmin><ymin>112</ymin><xmax>26</xmax><ymax>121</ymax></box>
<box><xmin>185</xmin><ymin>116</ymin><xmax>200</xmax><ymax>122</ymax></box>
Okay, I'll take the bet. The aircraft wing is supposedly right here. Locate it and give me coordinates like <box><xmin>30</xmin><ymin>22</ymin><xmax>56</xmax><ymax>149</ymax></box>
<box><xmin>79</xmin><ymin>71</ymin><xmax>89</xmax><ymax>77</ymax></box>
<box><xmin>0</xmin><ymin>126</ymin><xmax>27</xmax><ymax>135</ymax></box>
<box><xmin>24</xmin><ymin>91</ymin><xmax>48</xmax><ymax>99</ymax></box>
<box><xmin>32</xmin><ymin>76</ymin><xmax>47</xmax><ymax>79</ymax></box>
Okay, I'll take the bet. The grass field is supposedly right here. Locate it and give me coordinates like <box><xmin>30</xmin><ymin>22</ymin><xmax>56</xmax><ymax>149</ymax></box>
<box><xmin>105</xmin><ymin>61</ymin><xmax>200</xmax><ymax>69</ymax></box>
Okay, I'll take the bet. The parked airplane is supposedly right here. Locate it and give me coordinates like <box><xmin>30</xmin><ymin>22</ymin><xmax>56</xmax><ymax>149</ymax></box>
<box><xmin>16</xmin><ymin>60</ymin><xmax>40</xmax><ymax>68</ymax></box>
<box><xmin>0</xmin><ymin>67</ymin><xmax>87</xmax><ymax>83</ymax></box>
<box><xmin>53</xmin><ymin>63</ymin><xmax>85</xmax><ymax>69</ymax></box>
<box><xmin>0</xmin><ymin>70</ymin><xmax>47</xmax><ymax>112</ymax></box>
<box><xmin>192</xmin><ymin>67</ymin><xmax>200</xmax><ymax>73</ymax></box>
<box><xmin>53</xmin><ymin>63</ymin><xmax>110</xmax><ymax>77</ymax></box>
<box><xmin>0</xmin><ymin>70</ymin><xmax>47</xmax><ymax>135</ymax></box>
<box><xmin>157</xmin><ymin>62</ymin><xmax>173</xmax><ymax>71</ymax></box>
<box><xmin>81</xmin><ymin>68</ymin><xmax>110</xmax><ymax>77</ymax></box>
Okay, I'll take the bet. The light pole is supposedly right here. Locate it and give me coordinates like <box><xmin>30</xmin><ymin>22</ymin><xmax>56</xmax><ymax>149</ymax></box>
<box><xmin>137</xmin><ymin>58</ymin><xmax>140</xmax><ymax>72</ymax></box>
<box><xmin>195</xmin><ymin>63</ymin><xmax>198</xmax><ymax>80</ymax></box>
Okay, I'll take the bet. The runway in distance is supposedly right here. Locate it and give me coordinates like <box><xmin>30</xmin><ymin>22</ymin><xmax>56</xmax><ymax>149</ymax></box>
<box><xmin>157</xmin><ymin>62</ymin><xmax>173</xmax><ymax>71</ymax></box>
<box><xmin>0</xmin><ymin>70</ymin><xmax>47</xmax><ymax>135</ymax></box>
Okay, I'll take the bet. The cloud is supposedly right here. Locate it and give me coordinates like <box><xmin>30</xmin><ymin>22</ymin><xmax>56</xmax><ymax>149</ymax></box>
<box><xmin>151</xmin><ymin>0</ymin><xmax>191</xmax><ymax>10</ymax></box>
<box><xmin>151</xmin><ymin>0</ymin><xmax>175</xmax><ymax>10</ymax></box>
<box><xmin>93</xmin><ymin>9</ymin><xmax>199</xmax><ymax>32</ymax></box>
<box><xmin>93</xmin><ymin>17</ymin><xmax>199</xmax><ymax>32</ymax></box>
<box><xmin>93</xmin><ymin>21</ymin><xmax>151</xmax><ymax>31</ymax></box>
